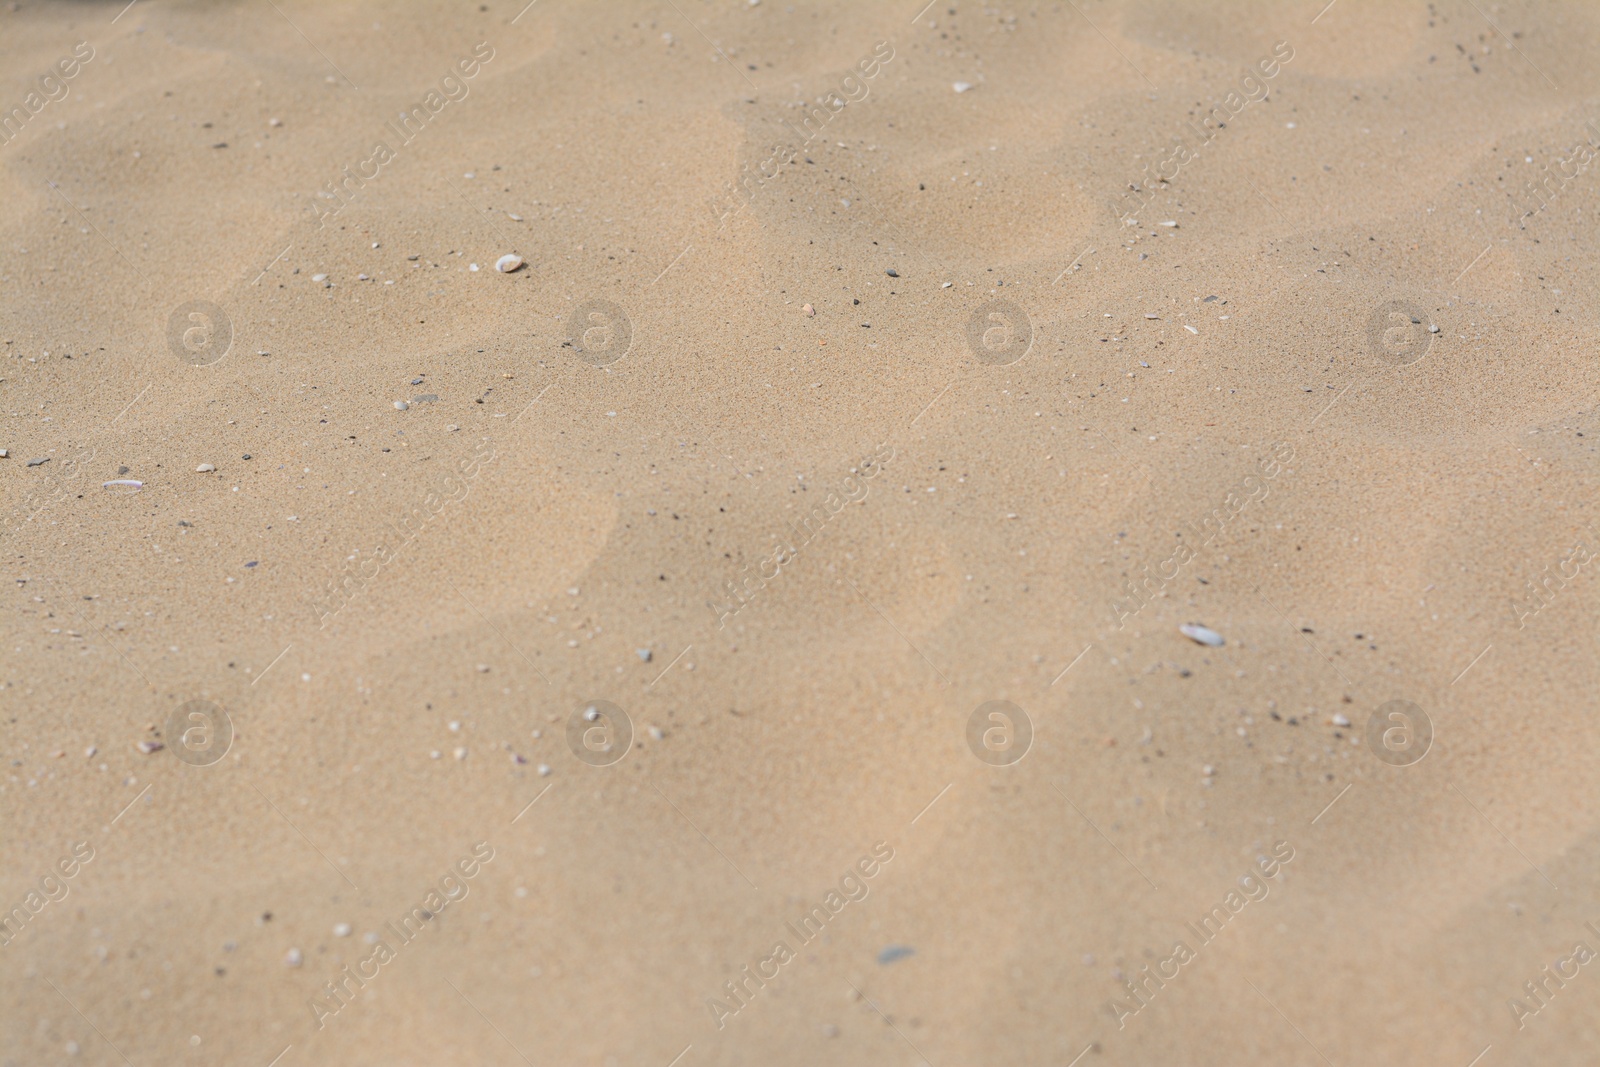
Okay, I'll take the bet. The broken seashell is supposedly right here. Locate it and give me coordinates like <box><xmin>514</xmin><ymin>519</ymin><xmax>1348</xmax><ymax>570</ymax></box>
<box><xmin>1179</xmin><ymin>623</ymin><xmax>1225</xmax><ymax>647</ymax></box>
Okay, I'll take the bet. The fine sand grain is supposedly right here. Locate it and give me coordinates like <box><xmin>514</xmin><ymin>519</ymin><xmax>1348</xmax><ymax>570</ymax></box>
<box><xmin>4</xmin><ymin>1</ymin><xmax>1600</xmax><ymax>1064</ymax></box>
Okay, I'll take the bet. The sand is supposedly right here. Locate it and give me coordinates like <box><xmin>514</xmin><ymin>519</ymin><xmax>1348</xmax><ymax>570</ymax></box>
<box><xmin>4</xmin><ymin>0</ymin><xmax>1600</xmax><ymax>1063</ymax></box>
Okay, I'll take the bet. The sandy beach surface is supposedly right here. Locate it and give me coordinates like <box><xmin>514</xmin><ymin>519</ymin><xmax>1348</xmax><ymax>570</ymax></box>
<box><xmin>4</xmin><ymin>1</ymin><xmax>1600</xmax><ymax>1063</ymax></box>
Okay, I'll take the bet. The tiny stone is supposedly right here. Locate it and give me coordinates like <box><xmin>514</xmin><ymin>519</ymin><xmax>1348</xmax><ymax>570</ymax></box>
<box><xmin>312</xmin><ymin>273</ymin><xmax>328</xmax><ymax>282</ymax></box>
<box><xmin>1332</xmin><ymin>713</ymin><xmax>1351</xmax><ymax>727</ymax></box>
<box><xmin>953</xmin><ymin>81</ymin><xmax>973</xmax><ymax>92</ymax></box>
<box><xmin>637</xmin><ymin>648</ymin><xmax>653</xmax><ymax>662</ymax></box>
<box><xmin>537</xmin><ymin>763</ymin><xmax>552</xmax><ymax>776</ymax></box>
<box><xmin>584</xmin><ymin>706</ymin><xmax>600</xmax><ymax>722</ymax></box>
<box><xmin>285</xmin><ymin>948</ymin><xmax>303</xmax><ymax>967</ymax></box>
<box><xmin>454</xmin><ymin>747</ymin><xmax>467</xmax><ymax>760</ymax></box>
<box><xmin>1179</xmin><ymin>623</ymin><xmax>1225</xmax><ymax>647</ymax></box>
<box><xmin>333</xmin><ymin>923</ymin><xmax>352</xmax><ymax>937</ymax></box>
<box><xmin>1429</xmin><ymin>324</ymin><xmax>1440</xmax><ymax>333</ymax></box>
<box><xmin>885</xmin><ymin>268</ymin><xmax>899</xmax><ymax>277</ymax></box>
<box><xmin>476</xmin><ymin>663</ymin><xmax>490</xmax><ymax>672</ymax></box>
<box><xmin>1203</xmin><ymin>764</ymin><xmax>1216</xmax><ymax>776</ymax></box>
<box><xmin>802</xmin><ymin>303</ymin><xmax>815</xmax><ymax>316</ymax></box>
<box><xmin>393</xmin><ymin>400</ymin><xmax>409</xmax><ymax>410</ymax></box>
<box><xmin>137</xmin><ymin>740</ymin><xmax>164</xmax><ymax>754</ymax></box>
<box><xmin>27</xmin><ymin>457</ymin><xmax>48</xmax><ymax>467</ymax></box>
<box><xmin>648</xmin><ymin>726</ymin><xmax>664</xmax><ymax>740</ymax></box>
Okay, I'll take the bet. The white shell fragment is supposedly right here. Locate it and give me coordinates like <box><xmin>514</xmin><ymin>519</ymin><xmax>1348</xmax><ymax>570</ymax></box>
<box><xmin>1179</xmin><ymin>623</ymin><xmax>1225</xmax><ymax>647</ymax></box>
<box><xmin>103</xmin><ymin>479</ymin><xmax>144</xmax><ymax>492</ymax></box>
<box><xmin>495</xmin><ymin>254</ymin><xmax>525</xmax><ymax>273</ymax></box>
<box><xmin>195</xmin><ymin>463</ymin><xmax>216</xmax><ymax>473</ymax></box>
<box><xmin>393</xmin><ymin>400</ymin><xmax>409</xmax><ymax>410</ymax></box>
<box><xmin>953</xmin><ymin>81</ymin><xmax>973</xmax><ymax>93</ymax></box>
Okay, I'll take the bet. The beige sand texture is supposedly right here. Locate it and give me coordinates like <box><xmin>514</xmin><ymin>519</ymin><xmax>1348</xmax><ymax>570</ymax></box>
<box><xmin>5</xmin><ymin>0</ymin><xmax>1600</xmax><ymax>1063</ymax></box>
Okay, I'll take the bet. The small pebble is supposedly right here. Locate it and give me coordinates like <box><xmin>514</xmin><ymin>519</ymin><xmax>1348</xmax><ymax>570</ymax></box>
<box><xmin>284</xmin><ymin>948</ymin><xmax>303</xmax><ymax>967</ymax></box>
<box><xmin>312</xmin><ymin>273</ymin><xmax>328</xmax><ymax>282</ymax></box>
<box><xmin>537</xmin><ymin>763</ymin><xmax>552</xmax><ymax>776</ymax></box>
<box><xmin>495</xmin><ymin>254</ymin><xmax>525</xmax><ymax>273</ymax></box>
<box><xmin>27</xmin><ymin>457</ymin><xmax>48</xmax><ymax>467</ymax></box>
<box><xmin>333</xmin><ymin>923</ymin><xmax>352</xmax><ymax>937</ymax></box>
<box><xmin>1429</xmin><ymin>324</ymin><xmax>1440</xmax><ymax>333</ymax></box>
<box><xmin>878</xmin><ymin>945</ymin><xmax>916</xmax><ymax>964</ymax></box>
<box><xmin>137</xmin><ymin>740</ymin><xmax>164</xmax><ymax>754</ymax></box>
<box><xmin>953</xmin><ymin>81</ymin><xmax>973</xmax><ymax>93</ymax></box>
<box><xmin>393</xmin><ymin>400</ymin><xmax>409</xmax><ymax>411</ymax></box>
<box><xmin>802</xmin><ymin>303</ymin><xmax>815</xmax><ymax>316</ymax></box>
<box><xmin>637</xmin><ymin>648</ymin><xmax>652</xmax><ymax>662</ymax></box>
<box><xmin>885</xmin><ymin>268</ymin><xmax>899</xmax><ymax>277</ymax></box>
<box><xmin>1332</xmin><ymin>713</ymin><xmax>1351</xmax><ymax>727</ymax></box>
<box><xmin>196</xmin><ymin>463</ymin><xmax>216</xmax><ymax>473</ymax></box>
<box><xmin>1179</xmin><ymin>623</ymin><xmax>1225</xmax><ymax>647</ymax></box>
<box><xmin>476</xmin><ymin>663</ymin><xmax>491</xmax><ymax>673</ymax></box>
<box><xmin>454</xmin><ymin>747</ymin><xmax>467</xmax><ymax>760</ymax></box>
<box><xmin>1203</xmin><ymin>764</ymin><xmax>1216</xmax><ymax>776</ymax></box>
<box><xmin>0</xmin><ymin>449</ymin><xmax>7</xmax><ymax>458</ymax></box>
<box><xmin>584</xmin><ymin>706</ymin><xmax>600</xmax><ymax>722</ymax></box>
